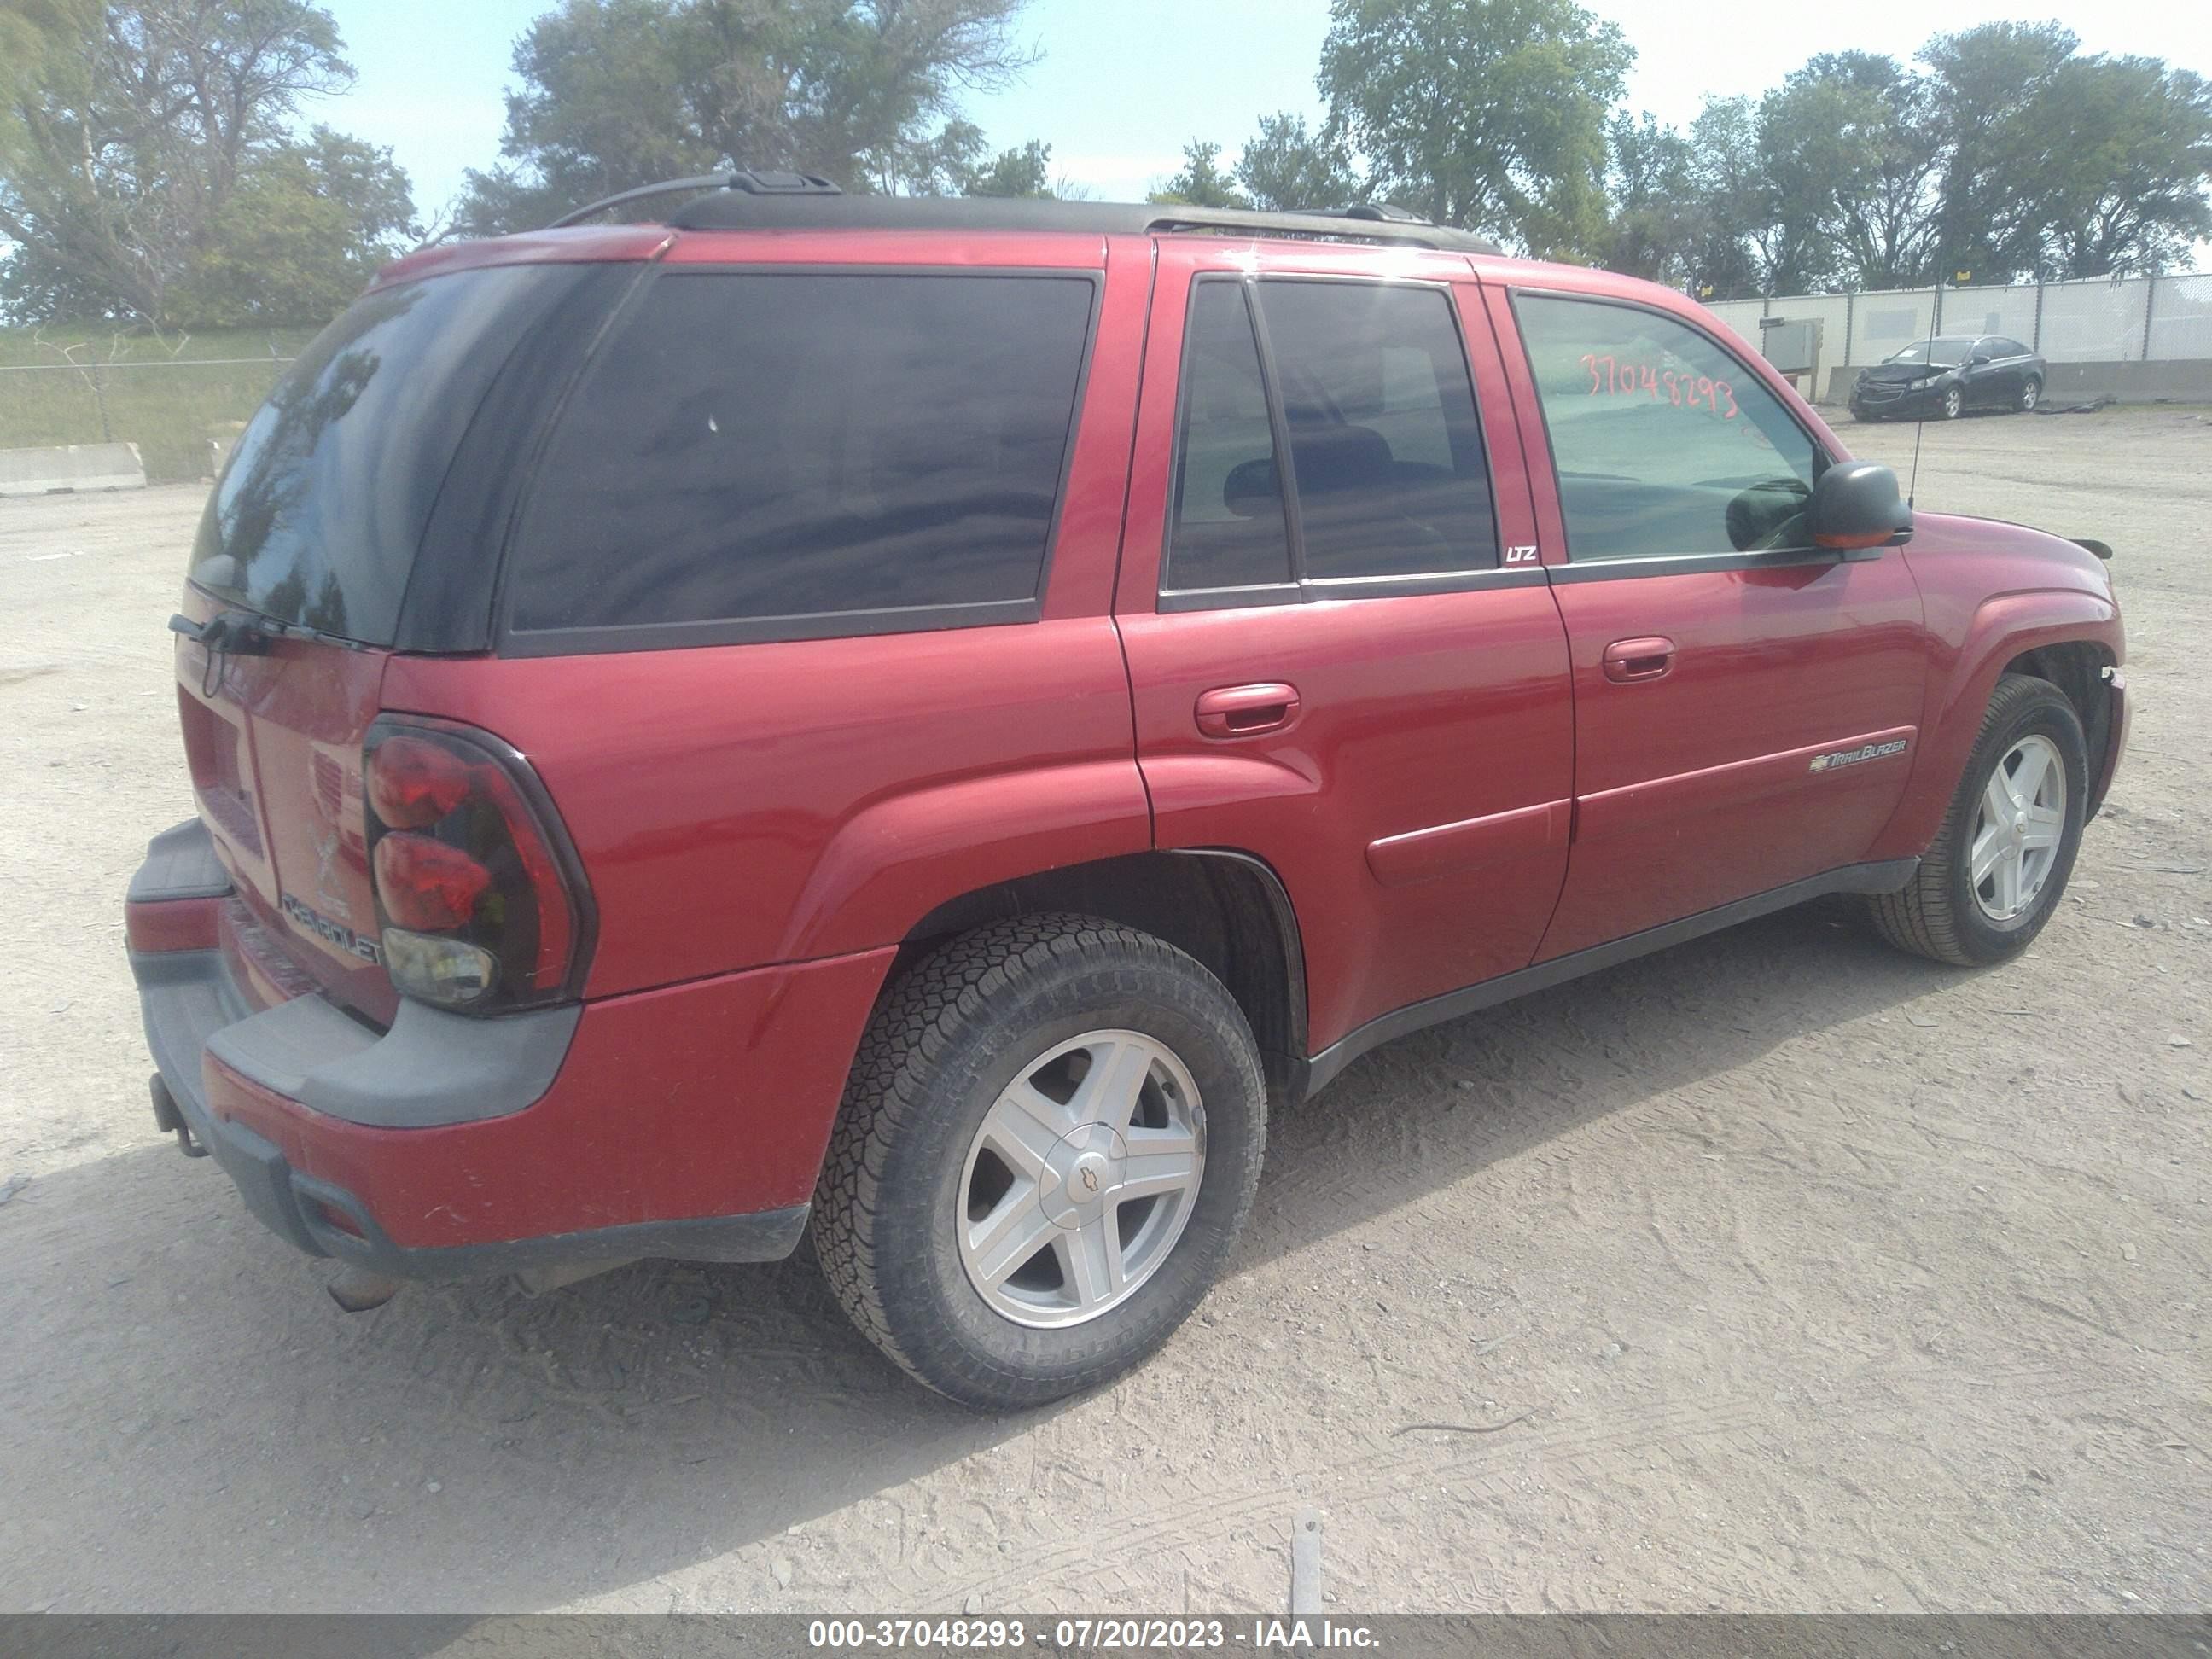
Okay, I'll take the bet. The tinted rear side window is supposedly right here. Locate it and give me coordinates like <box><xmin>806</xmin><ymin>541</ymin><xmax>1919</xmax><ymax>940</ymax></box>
<box><xmin>188</xmin><ymin>265</ymin><xmax>583</xmax><ymax>645</ymax></box>
<box><xmin>509</xmin><ymin>271</ymin><xmax>1095</xmax><ymax>637</ymax></box>
<box><xmin>1254</xmin><ymin>281</ymin><xmax>1499</xmax><ymax>580</ymax></box>
<box><xmin>1166</xmin><ymin>282</ymin><xmax>1293</xmax><ymax>592</ymax></box>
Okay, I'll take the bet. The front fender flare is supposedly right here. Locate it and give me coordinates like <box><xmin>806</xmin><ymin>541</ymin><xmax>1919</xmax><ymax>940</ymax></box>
<box><xmin>1869</xmin><ymin>588</ymin><xmax>2119</xmax><ymax>859</ymax></box>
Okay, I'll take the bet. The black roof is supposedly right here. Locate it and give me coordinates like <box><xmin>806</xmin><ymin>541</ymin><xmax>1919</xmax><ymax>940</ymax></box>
<box><xmin>550</xmin><ymin>170</ymin><xmax>1503</xmax><ymax>255</ymax></box>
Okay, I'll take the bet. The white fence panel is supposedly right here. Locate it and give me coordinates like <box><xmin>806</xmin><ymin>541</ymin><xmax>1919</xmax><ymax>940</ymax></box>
<box><xmin>1940</xmin><ymin>283</ymin><xmax>2039</xmax><ymax>345</ymax></box>
<box><xmin>2038</xmin><ymin>278</ymin><xmax>2150</xmax><ymax>362</ymax></box>
<box><xmin>1685</xmin><ymin>271</ymin><xmax>2209</xmax><ymax>370</ymax></box>
<box><xmin>1847</xmin><ymin>288</ymin><xmax>1938</xmax><ymax>365</ymax></box>
<box><xmin>1703</xmin><ymin>300</ymin><xmax>1767</xmax><ymax>356</ymax></box>
<box><xmin>2147</xmin><ymin>273</ymin><xmax>2212</xmax><ymax>361</ymax></box>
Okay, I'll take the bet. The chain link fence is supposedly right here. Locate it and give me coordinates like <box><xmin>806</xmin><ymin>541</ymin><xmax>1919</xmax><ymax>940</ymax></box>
<box><xmin>0</xmin><ymin>354</ymin><xmax>294</xmax><ymax>483</ymax></box>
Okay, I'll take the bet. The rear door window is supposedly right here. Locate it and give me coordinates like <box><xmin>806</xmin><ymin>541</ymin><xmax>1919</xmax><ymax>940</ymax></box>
<box><xmin>507</xmin><ymin>271</ymin><xmax>1095</xmax><ymax>642</ymax></box>
<box><xmin>1254</xmin><ymin>281</ymin><xmax>1499</xmax><ymax>581</ymax></box>
<box><xmin>1165</xmin><ymin>282</ymin><xmax>1294</xmax><ymax>593</ymax></box>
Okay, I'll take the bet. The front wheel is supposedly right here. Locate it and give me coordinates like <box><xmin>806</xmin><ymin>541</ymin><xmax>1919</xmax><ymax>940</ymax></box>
<box><xmin>813</xmin><ymin>915</ymin><xmax>1266</xmax><ymax>1410</ymax></box>
<box><xmin>1939</xmin><ymin>385</ymin><xmax>1965</xmax><ymax>420</ymax></box>
<box><xmin>1866</xmin><ymin>674</ymin><xmax>2087</xmax><ymax>966</ymax></box>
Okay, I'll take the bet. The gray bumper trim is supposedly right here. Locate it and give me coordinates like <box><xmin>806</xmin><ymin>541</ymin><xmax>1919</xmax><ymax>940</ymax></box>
<box><xmin>203</xmin><ymin>992</ymin><xmax>581</xmax><ymax>1129</ymax></box>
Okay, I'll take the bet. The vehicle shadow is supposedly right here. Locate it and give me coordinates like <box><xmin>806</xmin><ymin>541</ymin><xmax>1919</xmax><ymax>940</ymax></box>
<box><xmin>3</xmin><ymin>899</ymin><xmax>1959</xmax><ymax>1612</ymax></box>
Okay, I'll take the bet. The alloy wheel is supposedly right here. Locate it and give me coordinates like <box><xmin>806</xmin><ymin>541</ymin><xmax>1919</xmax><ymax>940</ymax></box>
<box><xmin>957</xmin><ymin>1029</ymin><xmax>1207</xmax><ymax>1329</ymax></box>
<box><xmin>1970</xmin><ymin>734</ymin><xmax>2068</xmax><ymax>923</ymax></box>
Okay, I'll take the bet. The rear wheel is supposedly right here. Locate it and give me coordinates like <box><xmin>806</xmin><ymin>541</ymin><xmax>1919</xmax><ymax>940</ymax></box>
<box><xmin>1866</xmin><ymin>675</ymin><xmax>2087</xmax><ymax>966</ymax></box>
<box><xmin>2018</xmin><ymin>376</ymin><xmax>2043</xmax><ymax>412</ymax></box>
<box><xmin>813</xmin><ymin>914</ymin><xmax>1266</xmax><ymax>1409</ymax></box>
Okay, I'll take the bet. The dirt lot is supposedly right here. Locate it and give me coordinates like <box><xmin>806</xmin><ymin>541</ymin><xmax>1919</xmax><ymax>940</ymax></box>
<box><xmin>1</xmin><ymin>408</ymin><xmax>2207</xmax><ymax>1615</ymax></box>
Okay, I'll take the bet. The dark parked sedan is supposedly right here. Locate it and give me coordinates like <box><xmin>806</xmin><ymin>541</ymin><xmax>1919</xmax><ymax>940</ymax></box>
<box><xmin>1850</xmin><ymin>335</ymin><xmax>2046</xmax><ymax>421</ymax></box>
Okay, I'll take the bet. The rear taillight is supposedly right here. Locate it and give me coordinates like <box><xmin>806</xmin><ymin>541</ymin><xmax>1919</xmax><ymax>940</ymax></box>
<box><xmin>362</xmin><ymin>718</ymin><xmax>592</xmax><ymax>1013</ymax></box>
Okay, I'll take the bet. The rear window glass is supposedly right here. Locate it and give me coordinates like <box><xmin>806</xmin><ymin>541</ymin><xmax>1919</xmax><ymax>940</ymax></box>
<box><xmin>188</xmin><ymin>265</ymin><xmax>579</xmax><ymax>645</ymax></box>
<box><xmin>508</xmin><ymin>271</ymin><xmax>1095</xmax><ymax>636</ymax></box>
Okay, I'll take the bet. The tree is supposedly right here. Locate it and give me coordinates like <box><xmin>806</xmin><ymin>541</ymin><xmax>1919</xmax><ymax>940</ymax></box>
<box><xmin>1594</xmin><ymin>111</ymin><xmax>1699</xmax><ymax>285</ymax></box>
<box><xmin>1919</xmin><ymin>21</ymin><xmax>2076</xmax><ymax>281</ymax></box>
<box><xmin>1746</xmin><ymin>74</ymin><xmax>1878</xmax><ymax>294</ymax></box>
<box><xmin>0</xmin><ymin>0</ymin><xmax>410</xmax><ymax>326</ymax></box>
<box><xmin>1316</xmin><ymin>0</ymin><xmax>1631</xmax><ymax>258</ymax></box>
<box><xmin>1234</xmin><ymin>112</ymin><xmax>1359</xmax><ymax>212</ymax></box>
<box><xmin>869</xmin><ymin>116</ymin><xmax>987</xmax><ymax>195</ymax></box>
<box><xmin>1681</xmin><ymin>96</ymin><xmax>1762</xmax><ymax>298</ymax></box>
<box><xmin>1147</xmin><ymin>139</ymin><xmax>1248</xmax><ymax>209</ymax></box>
<box><xmin>961</xmin><ymin>137</ymin><xmax>1056</xmax><ymax>198</ymax></box>
<box><xmin>458</xmin><ymin>0</ymin><xmax>1037</xmax><ymax>233</ymax></box>
<box><xmin>1787</xmin><ymin>52</ymin><xmax>1941</xmax><ymax>289</ymax></box>
<box><xmin>2032</xmin><ymin>57</ymin><xmax>2212</xmax><ymax>276</ymax></box>
<box><xmin>166</xmin><ymin>127</ymin><xmax>418</xmax><ymax>324</ymax></box>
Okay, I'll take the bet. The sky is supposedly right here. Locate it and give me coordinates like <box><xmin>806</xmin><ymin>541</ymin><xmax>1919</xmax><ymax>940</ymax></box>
<box><xmin>327</xmin><ymin>0</ymin><xmax>2212</xmax><ymax>220</ymax></box>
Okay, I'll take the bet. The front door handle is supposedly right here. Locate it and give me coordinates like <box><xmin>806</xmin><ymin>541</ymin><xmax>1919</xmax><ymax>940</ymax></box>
<box><xmin>1196</xmin><ymin>682</ymin><xmax>1300</xmax><ymax>739</ymax></box>
<box><xmin>1602</xmin><ymin>636</ymin><xmax>1676</xmax><ymax>683</ymax></box>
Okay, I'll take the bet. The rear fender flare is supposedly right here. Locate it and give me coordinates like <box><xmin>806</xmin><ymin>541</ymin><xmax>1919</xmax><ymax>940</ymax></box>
<box><xmin>776</xmin><ymin>760</ymin><xmax>1152</xmax><ymax>963</ymax></box>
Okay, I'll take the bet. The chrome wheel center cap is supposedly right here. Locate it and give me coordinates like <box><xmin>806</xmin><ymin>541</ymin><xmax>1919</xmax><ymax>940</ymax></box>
<box><xmin>1041</xmin><ymin>1126</ymin><xmax>1125</xmax><ymax>1230</ymax></box>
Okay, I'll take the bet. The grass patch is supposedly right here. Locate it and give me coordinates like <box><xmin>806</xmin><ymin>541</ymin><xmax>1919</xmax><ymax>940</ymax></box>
<box><xmin>0</xmin><ymin>323</ymin><xmax>322</xmax><ymax>483</ymax></box>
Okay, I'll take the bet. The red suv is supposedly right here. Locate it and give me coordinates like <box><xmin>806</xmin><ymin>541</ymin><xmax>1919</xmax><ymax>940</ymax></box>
<box><xmin>127</xmin><ymin>178</ymin><xmax>2128</xmax><ymax>1409</ymax></box>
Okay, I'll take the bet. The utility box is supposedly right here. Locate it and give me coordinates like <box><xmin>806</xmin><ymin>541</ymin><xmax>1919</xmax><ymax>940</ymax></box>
<box><xmin>1758</xmin><ymin>316</ymin><xmax>1822</xmax><ymax>387</ymax></box>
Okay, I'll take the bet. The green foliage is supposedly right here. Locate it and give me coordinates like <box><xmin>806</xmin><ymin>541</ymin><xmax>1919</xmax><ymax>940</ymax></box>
<box><xmin>2032</xmin><ymin>57</ymin><xmax>2212</xmax><ymax>277</ymax></box>
<box><xmin>1234</xmin><ymin>113</ymin><xmax>1359</xmax><ymax>212</ymax></box>
<box><xmin>168</xmin><ymin>129</ymin><xmax>418</xmax><ymax>326</ymax></box>
<box><xmin>1594</xmin><ymin>112</ymin><xmax>1700</xmax><ymax>286</ymax></box>
<box><xmin>0</xmin><ymin>0</ymin><xmax>415</xmax><ymax>327</ymax></box>
<box><xmin>1920</xmin><ymin>20</ymin><xmax>2076</xmax><ymax>281</ymax></box>
<box><xmin>961</xmin><ymin>138</ymin><xmax>1057</xmax><ymax>198</ymax></box>
<box><xmin>460</xmin><ymin>0</ymin><xmax>1037</xmax><ymax>232</ymax></box>
<box><xmin>1317</xmin><ymin>0</ymin><xmax>1630</xmax><ymax>257</ymax></box>
<box><xmin>1608</xmin><ymin>27</ymin><xmax>2211</xmax><ymax>297</ymax></box>
<box><xmin>1147</xmin><ymin>140</ymin><xmax>1248</xmax><ymax>209</ymax></box>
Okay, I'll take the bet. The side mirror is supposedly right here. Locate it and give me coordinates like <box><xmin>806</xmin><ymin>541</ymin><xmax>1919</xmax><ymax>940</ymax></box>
<box><xmin>1970</xmin><ymin>349</ymin><xmax>1992</xmax><ymax>364</ymax></box>
<box><xmin>1811</xmin><ymin>461</ymin><xmax>1912</xmax><ymax>559</ymax></box>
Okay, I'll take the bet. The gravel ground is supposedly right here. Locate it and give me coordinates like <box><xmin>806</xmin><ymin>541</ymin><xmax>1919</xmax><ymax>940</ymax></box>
<box><xmin>0</xmin><ymin>407</ymin><xmax>2206</xmax><ymax>1615</ymax></box>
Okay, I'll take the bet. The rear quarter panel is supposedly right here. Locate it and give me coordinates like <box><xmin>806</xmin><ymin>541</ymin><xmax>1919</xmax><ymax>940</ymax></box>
<box><xmin>379</xmin><ymin>233</ymin><xmax>1155</xmax><ymax>997</ymax></box>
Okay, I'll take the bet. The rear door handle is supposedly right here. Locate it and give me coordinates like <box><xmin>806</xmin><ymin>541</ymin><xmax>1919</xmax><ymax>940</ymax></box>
<box><xmin>1602</xmin><ymin>636</ymin><xmax>1676</xmax><ymax>683</ymax></box>
<box><xmin>1196</xmin><ymin>682</ymin><xmax>1301</xmax><ymax>739</ymax></box>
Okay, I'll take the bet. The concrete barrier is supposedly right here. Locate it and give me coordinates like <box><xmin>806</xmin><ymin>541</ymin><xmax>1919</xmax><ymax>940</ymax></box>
<box><xmin>0</xmin><ymin>442</ymin><xmax>147</xmax><ymax>498</ymax></box>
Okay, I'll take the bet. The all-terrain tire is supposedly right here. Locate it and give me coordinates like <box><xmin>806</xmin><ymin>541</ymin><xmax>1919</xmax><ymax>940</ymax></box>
<box><xmin>813</xmin><ymin>914</ymin><xmax>1266</xmax><ymax>1410</ymax></box>
<box><xmin>1866</xmin><ymin>674</ymin><xmax>2087</xmax><ymax>966</ymax></box>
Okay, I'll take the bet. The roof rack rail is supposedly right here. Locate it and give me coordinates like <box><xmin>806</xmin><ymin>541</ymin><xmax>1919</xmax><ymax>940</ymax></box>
<box><xmin>542</xmin><ymin>171</ymin><xmax>1501</xmax><ymax>253</ymax></box>
<box><xmin>546</xmin><ymin>168</ymin><xmax>841</xmax><ymax>230</ymax></box>
<box><xmin>644</xmin><ymin>188</ymin><xmax>1501</xmax><ymax>253</ymax></box>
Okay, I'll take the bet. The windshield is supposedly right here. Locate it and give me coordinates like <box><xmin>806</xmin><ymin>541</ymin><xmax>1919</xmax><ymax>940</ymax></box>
<box><xmin>187</xmin><ymin>264</ymin><xmax>579</xmax><ymax>645</ymax></box>
<box><xmin>1883</xmin><ymin>338</ymin><xmax>1979</xmax><ymax>369</ymax></box>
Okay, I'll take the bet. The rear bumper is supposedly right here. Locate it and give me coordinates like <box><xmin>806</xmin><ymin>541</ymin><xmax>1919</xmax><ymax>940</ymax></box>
<box><xmin>128</xmin><ymin>820</ymin><xmax>891</xmax><ymax>1280</ymax></box>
